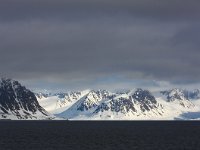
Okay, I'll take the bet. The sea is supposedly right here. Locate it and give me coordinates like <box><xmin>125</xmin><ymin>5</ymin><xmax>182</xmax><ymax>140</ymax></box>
<box><xmin>0</xmin><ymin>121</ymin><xmax>200</xmax><ymax>150</ymax></box>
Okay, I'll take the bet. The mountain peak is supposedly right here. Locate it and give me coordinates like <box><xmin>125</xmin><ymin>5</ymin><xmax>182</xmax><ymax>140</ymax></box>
<box><xmin>0</xmin><ymin>78</ymin><xmax>53</xmax><ymax>120</ymax></box>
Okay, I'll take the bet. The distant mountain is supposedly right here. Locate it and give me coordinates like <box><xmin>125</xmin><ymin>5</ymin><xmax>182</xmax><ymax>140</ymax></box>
<box><xmin>160</xmin><ymin>88</ymin><xmax>195</xmax><ymax>108</ymax></box>
<box><xmin>0</xmin><ymin>78</ymin><xmax>54</xmax><ymax>120</ymax></box>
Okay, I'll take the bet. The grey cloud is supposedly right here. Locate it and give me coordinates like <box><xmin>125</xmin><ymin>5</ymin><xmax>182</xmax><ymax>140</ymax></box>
<box><xmin>171</xmin><ymin>24</ymin><xmax>200</xmax><ymax>48</ymax></box>
<box><xmin>0</xmin><ymin>0</ymin><xmax>200</xmax><ymax>90</ymax></box>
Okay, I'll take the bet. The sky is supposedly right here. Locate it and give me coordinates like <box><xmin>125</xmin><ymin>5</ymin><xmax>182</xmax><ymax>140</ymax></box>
<box><xmin>0</xmin><ymin>0</ymin><xmax>200</xmax><ymax>92</ymax></box>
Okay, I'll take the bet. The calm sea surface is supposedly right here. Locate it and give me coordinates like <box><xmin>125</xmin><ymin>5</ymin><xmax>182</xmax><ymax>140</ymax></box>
<box><xmin>0</xmin><ymin>121</ymin><xmax>200</xmax><ymax>150</ymax></box>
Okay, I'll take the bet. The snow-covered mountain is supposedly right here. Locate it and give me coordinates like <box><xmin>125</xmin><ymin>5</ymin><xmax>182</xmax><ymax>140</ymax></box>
<box><xmin>0</xmin><ymin>78</ymin><xmax>54</xmax><ymax>120</ymax></box>
<box><xmin>36</xmin><ymin>88</ymin><xmax>200</xmax><ymax>120</ymax></box>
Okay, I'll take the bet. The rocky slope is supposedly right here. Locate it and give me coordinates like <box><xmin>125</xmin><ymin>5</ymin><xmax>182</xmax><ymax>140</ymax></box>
<box><xmin>0</xmin><ymin>78</ymin><xmax>53</xmax><ymax>120</ymax></box>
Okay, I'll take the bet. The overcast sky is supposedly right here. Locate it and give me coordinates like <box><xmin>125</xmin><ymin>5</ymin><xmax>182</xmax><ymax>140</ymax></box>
<box><xmin>1</xmin><ymin>0</ymin><xmax>200</xmax><ymax>91</ymax></box>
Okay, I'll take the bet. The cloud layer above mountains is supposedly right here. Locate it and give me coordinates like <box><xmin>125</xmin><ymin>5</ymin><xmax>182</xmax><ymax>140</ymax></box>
<box><xmin>1</xmin><ymin>0</ymin><xmax>200</xmax><ymax>90</ymax></box>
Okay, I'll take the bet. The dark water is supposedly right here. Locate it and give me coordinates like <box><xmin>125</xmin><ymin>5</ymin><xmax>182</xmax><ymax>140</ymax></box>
<box><xmin>0</xmin><ymin>121</ymin><xmax>200</xmax><ymax>150</ymax></box>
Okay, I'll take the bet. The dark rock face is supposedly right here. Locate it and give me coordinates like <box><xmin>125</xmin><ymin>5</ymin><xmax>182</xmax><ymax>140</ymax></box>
<box><xmin>132</xmin><ymin>89</ymin><xmax>157</xmax><ymax>103</ymax></box>
<box><xmin>94</xmin><ymin>103</ymin><xmax>110</xmax><ymax>113</ymax></box>
<box><xmin>0</xmin><ymin>78</ymin><xmax>49</xmax><ymax>119</ymax></box>
<box><xmin>94</xmin><ymin>98</ymin><xmax>136</xmax><ymax>114</ymax></box>
<box><xmin>131</xmin><ymin>89</ymin><xmax>157</xmax><ymax>112</ymax></box>
<box><xmin>110</xmin><ymin>98</ymin><xmax>136</xmax><ymax>113</ymax></box>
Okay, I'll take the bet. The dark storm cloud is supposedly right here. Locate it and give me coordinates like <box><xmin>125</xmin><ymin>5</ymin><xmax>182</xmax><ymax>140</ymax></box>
<box><xmin>0</xmin><ymin>0</ymin><xmax>200</xmax><ymax>89</ymax></box>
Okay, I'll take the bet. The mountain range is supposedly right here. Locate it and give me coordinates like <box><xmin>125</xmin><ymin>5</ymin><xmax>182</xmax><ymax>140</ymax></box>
<box><xmin>36</xmin><ymin>88</ymin><xmax>200</xmax><ymax>120</ymax></box>
<box><xmin>1</xmin><ymin>78</ymin><xmax>200</xmax><ymax>120</ymax></box>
